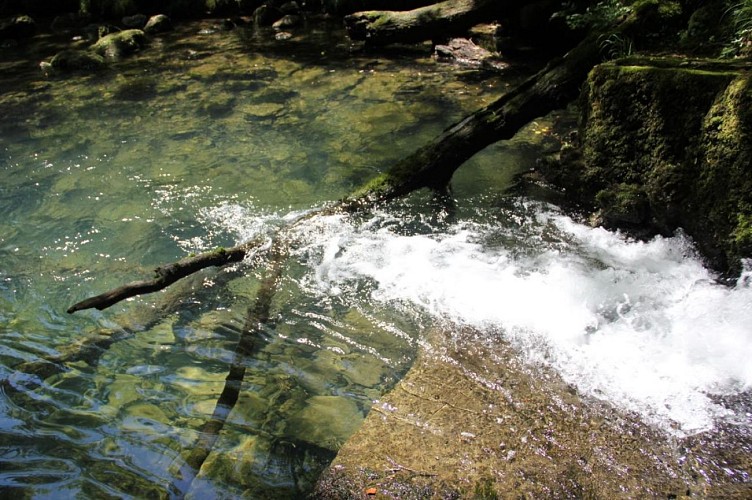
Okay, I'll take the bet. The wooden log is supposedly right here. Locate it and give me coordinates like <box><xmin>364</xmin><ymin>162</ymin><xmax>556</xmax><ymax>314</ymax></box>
<box><xmin>66</xmin><ymin>239</ymin><xmax>265</xmax><ymax>313</ymax></box>
<box><xmin>348</xmin><ymin>35</ymin><xmax>602</xmax><ymax>204</ymax></box>
<box><xmin>68</xmin><ymin>28</ymin><xmax>605</xmax><ymax>316</ymax></box>
<box><xmin>325</xmin><ymin>0</ymin><xmax>436</xmax><ymax>15</ymax></box>
<box><xmin>344</xmin><ymin>0</ymin><xmax>508</xmax><ymax>46</ymax></box>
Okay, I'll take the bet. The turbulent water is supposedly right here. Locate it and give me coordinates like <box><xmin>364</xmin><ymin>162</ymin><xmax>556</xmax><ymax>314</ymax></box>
<box><xmin>1</xmin><ymin>17</ymin><xmax>750</xmax><ymax>499</ymax></box>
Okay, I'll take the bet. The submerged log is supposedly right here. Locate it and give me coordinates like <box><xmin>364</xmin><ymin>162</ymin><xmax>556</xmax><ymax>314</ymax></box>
<box><xmin>344</xmin><ymin>0</ymin><xmax>507</xmax><ymax>46</ymax></box>
<box><xmin>172</xmin><ymin>240</ymin><xmax>288</xmax><ymax>493</ymax></box>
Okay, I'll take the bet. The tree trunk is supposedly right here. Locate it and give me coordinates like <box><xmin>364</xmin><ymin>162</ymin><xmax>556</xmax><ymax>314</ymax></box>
<box><xmin>344</xmin><ymin>0</ymin><xmax>510</xmax><ymax>46</ymax></box>
<box><xmin>325</xmin><ymin>0</ymin><xmax>436</xmax><ymax>16</ymax></box>
<box><xmin>353</xmin><ymin>33</ymin><xmax>602</xmax><ymax>203</ymax></box>
<box><xmin>67</xmin><ymin>30</ymin><xmax>603</xmax><ymax>316</ymax></box>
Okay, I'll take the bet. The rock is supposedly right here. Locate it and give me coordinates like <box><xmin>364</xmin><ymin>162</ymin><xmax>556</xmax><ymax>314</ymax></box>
<box><xmin>272</xmin><ymin>14</ymin><xmax>301</xmax><ymax>30</ymax></box>
<box><xmin>121</xmin><ymin>14</ymin><xmax>147</xmax><ymax>29</ymax></box>
<box><xmin>49</xmin><ymin>49</ymin><xmax>105</xmax><ymax>71</ymax></box>
<box><xmin>434</xmin><ymin>38</ymin><xmax>508</xmax><ymax>71</ymax></box>
<box><xmin>0</xmin><ymin>15</ymin><xmax>36</xmax><ymax>40</ymax></box>
<box><xmin>544</xmin><ymin>57</ymin><xmax>752</xmax><ymax>273</ymax></box>
<box><xmin>286</xmin><ymin>396</ymin><xmax>363</xmax><ymax>451</ymax></box>
<box><xmin>314</xmin><ymin>325</ymin><xmax>752</xmax><ymax>498</ymax></box>
<box><xmin>143</xmin><ymin>14</ymin><xmax>172</xmax><ymax>34</ymax></box>
<box><xmin>91</xmin><ymin>29</ymin><xmax>146</xmax><ymax>60</ymax></box>
<box><xmin>254</xmin><ymin>4</ymin><xmax>283</xmax><ymax>26</ymax></box>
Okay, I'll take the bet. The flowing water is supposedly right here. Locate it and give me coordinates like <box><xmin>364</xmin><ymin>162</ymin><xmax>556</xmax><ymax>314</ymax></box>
<box><xmin>1</xmin><ymin>18</ymin><xmax>750</xmax><ymax>499</ymax></box>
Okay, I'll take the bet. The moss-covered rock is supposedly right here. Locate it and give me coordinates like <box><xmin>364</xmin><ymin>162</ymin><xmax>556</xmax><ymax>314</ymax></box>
<box><xmin>143</xmin><ymin>14</ymin><xmax>172</xmax><ymax>34</ymax></box>
<box><xmin>549</xmin><ymin>57</ymin><xmax>752</xmax><ymax>274</ymax></box>
<box><xmin>49</xmin><ymin>49</ymin><xmax>106</xmax><ymax>71</ymax></box>
<box><xmin>91</xmin><ymin>28</ymin><xmax>146</xmax><ymax>60</ymax></box>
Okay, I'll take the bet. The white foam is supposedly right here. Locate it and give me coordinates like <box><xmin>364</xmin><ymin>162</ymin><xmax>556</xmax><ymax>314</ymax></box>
<box><xmin>207</xmin><ymin>201</ymin><xmax>752</xmax><ymax>434</ymax></box>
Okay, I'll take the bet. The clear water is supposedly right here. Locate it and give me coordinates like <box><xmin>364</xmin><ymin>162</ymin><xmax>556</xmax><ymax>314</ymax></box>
<box><xmin>1</xmin><ymin>19</ymin><xmax>751</xmax><ymax>499</ymax></box>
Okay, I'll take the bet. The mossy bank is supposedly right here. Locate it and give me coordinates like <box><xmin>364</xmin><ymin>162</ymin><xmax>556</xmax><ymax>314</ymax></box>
<box><xmin>538</xmin><ymin>57</ymin><xmax>752</xmax><ymax>276</ymax></box>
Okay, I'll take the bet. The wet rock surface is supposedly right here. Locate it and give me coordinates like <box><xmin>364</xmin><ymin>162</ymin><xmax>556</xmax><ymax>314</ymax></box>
<box><xmin>314</xmin><ymin>327</ymin><xmax>752</xmax><ymax>498</ymax></box>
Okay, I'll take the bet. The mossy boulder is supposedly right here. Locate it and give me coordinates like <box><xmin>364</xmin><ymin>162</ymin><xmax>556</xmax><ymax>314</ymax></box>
<box><xmin>91</xmin><ymin>29</ymin><xmax>146</xmax><ymax>60</ymax></box>
<box><xmin>49</xmin><ymin>49</ymin><xmax>106</xmax><ymax>71</ymax></box>
<box><xmin>553</xmin><ymin>57</ymin><xmax>752</xmax><ymax>274</ymax></box>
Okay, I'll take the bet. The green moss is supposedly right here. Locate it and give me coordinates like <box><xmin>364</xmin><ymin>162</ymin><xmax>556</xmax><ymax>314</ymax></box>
<box><xmin>472</xmin><ymin>477</ymin><xmax>499</xmax><ymax>499</ymax></box>
<box><xmin>596</xmin><ymin>183</ymin><xmax>650</xmax><ymax>225</ymax></box>
<box><xmin>348</xmin><ymin>172</ymin><xmax>393</xmax><ymax>201</ymax></box>
<box><xmin>561</xmin><ymin>59</ymin><xmax>751</xmax><ymax>271</ymax></box>
<box><xmin>732</xmin><ymin>214</ymin><xmax>752</xmax><ymax>253</ymax></box>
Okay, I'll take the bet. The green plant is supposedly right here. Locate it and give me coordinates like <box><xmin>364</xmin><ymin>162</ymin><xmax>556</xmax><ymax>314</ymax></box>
<box><xmin>598</xmin><ymin>32</ymin><xmax>634</xmax><ymax>58</ymax></box>
<box><xmin>554</xmin><ymin>0</ymin><xmax>633</xmax><ymax>30</ymax></box>
<box><xmin>722</xmin><ymin>0</ymin><xmax>752</xmax><ymax>57</ymax></box>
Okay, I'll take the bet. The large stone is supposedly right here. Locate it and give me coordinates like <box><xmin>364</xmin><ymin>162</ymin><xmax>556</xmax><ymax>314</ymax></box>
<box><xmin>91</xmin><ymin>29</ymin><xmax>146</xmax><ymax>60</ymax></box>
<box><xmin>543</xmin><ymin>57</ymin><xmax>752</xmax><ymax>273</ymax></box>
<box><xmin>49</xmin><ymin>49</ymin><xmax>106</xmax><ymax>71</ymax></box>
<box><xmin>272</xmin><ymin>14</ymin><xmax>301</xmax><ymax>30</ymax></box>
<box><xmin>314</xmin><ymin>326</ymin><xmax>752</xmax><ymax>498</ymax></box>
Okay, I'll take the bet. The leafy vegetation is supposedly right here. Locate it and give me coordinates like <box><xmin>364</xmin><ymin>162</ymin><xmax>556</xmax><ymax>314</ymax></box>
<box><xmin>554</xmin><ymin>0</ymin><xmax>632</xmax><ymax>30</ymax></box>
<box><xmin>722</xmin><ymin>0</ymin><xmax>752</xmax><ymax>57</ymax></box>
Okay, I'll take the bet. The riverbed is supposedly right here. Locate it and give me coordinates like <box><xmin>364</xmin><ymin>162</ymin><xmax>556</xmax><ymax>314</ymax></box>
<box><xmin>1</xmin><ymin>17</ymin><xmax>750</xmax><ymax>498</ymax></box>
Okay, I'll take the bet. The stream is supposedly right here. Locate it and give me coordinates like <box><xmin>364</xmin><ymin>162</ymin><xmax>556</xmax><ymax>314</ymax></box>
<box><xmin>1</xmin><ymin>18</ymin><xmax>750</xmax><ymax>498</ymax></box>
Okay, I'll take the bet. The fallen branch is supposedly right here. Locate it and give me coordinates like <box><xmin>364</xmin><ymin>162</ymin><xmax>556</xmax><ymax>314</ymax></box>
<box><xmin>66</xmin><ymin>238</ymin><xmax>265</xmax><ymax>313</ymax></box>
<box><xmin>67</xmin><ymin>28</ymin><xmax>603</xmax><ymax>316</ymax></box>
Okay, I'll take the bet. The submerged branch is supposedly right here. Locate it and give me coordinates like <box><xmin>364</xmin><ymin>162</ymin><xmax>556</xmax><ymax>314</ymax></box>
<box><xmin>171</xmin><ymin>239</ymin><xmax>288</xmax><ymax>493</ymax></box>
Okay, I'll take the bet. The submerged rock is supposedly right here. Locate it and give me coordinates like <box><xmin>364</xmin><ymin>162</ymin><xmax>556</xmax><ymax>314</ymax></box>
<box><xmin>91</xmin><ymin>29</ymin><xmax>146</xmax><ymax>60</ymax></box>
<box><xmin>49</xmin><ymin>49</ymin><xmax>106</xmax><ymax>71</ymax></box>
<box><xmin>314</xmin><ymin>326</ymin><xmax>752</xmax><ymax>498</ymax></box>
